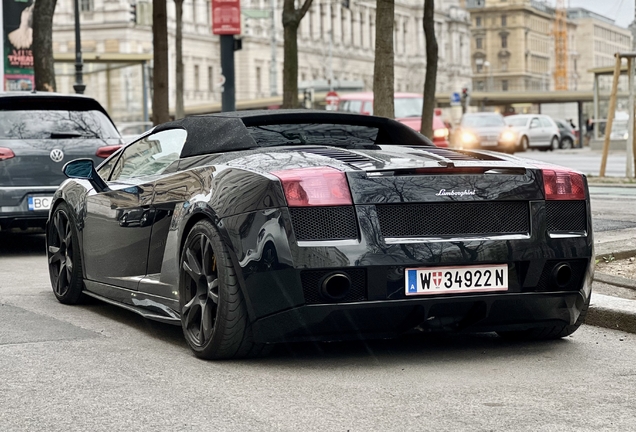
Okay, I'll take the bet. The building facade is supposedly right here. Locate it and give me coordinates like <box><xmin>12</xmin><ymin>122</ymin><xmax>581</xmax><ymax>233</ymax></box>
<box><xmin>51</xmin><ymin>0</ymin><xmax>473</xmax><ymax>123</ymax></box>
<box><xmin>567</xmin><ymin>8</ymin><xmax>632</xmax><ymax>91</ymax></box>
<box><xmin>464</xmin><ymin>0</ymin><xmax>578</xmax><ymax>92</ymax></box>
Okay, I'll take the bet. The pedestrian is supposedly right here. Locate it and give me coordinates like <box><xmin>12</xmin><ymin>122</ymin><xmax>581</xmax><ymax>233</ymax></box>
<box><xmin>585</xmin><ymin>118</ymin><xmax>594</xmax><ymax>147</ymax></box>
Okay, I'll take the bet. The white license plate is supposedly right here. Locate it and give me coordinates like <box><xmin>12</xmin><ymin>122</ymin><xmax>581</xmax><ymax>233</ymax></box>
<box><xmin>27</xmin><ymin>196</ymin><xmax>53</xmax><ymax>211</ymax></box>
<box><xmin>481</xmin><ymin>140</ymin><xmax>498</xmax><ymax>146</ymax></box>
<box><xmin>405</xmin><ymin>264</ymin><xmax>508</xmax><ymax>296</ymax></box>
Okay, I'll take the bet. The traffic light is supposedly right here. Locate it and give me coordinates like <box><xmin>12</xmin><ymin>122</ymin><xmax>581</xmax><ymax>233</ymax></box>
<box><xmin>130</xmin><ymin>3</ymin><xmax>137</xmax><ymax>24</ymax></box>
<box><xmin>461</xmin><ymin>87</ymin><xmax>469</xmax><ymax>99</ymax></box>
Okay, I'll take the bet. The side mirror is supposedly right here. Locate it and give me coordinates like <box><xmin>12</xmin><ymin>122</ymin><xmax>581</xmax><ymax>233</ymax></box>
<box><xmin>63</xmin><ymin>159</ymin><xmax>110</xmax><ymax>193</ymax></box>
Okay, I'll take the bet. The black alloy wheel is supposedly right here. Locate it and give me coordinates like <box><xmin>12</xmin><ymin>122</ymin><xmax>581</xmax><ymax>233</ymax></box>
<box><xmin>47</xmin><ymin>202</ymin><xmax>84</xmax><ymax>304</ymax></box>
<box><xmin>561</xmin><ymin>137</ymin><xmax>573</xmax><ymax>149</ymax></box>
<box><xmin>179</xmin><ymin>220</ymin><xmax>270</xmax><ymax>359</ymax></box>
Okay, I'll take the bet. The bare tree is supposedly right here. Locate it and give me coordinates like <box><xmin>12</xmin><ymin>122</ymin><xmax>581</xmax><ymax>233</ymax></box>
<box><xmin>152</xmin><ymin>0</ymin><xmax>170</xmax><ymax>124</ymax></box>
<box><xmin>32</xmin><ymin>0</ymin><xmax>58</xmax><ymax>92</ymax></box>
<box><xmin>282</xmin><ymin>0</ymin><xmax>313</xmax><ymax>108</ymax></box>
<box><xmin>373</xmin><ymin>0</ymin><xmax>394</xmax><ymax>118</ymax></box>
<box><xmin>420</xmin><ymin>0</ymin><xmax>438</xmax><ymax>138</ymax></box>
<box><xmin>175</xmin><ymin>0</ymin><xmax>185</xmax><ymax>119</ymax></box>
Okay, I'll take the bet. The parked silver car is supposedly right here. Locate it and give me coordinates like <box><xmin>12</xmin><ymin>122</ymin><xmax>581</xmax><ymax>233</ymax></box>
<box><xmin>504</xmin><ymin>114</ymin><xmax>561</xmax><ymax>152</ymax></box>
<box><xmin>456</xmin><ymin>112</ymin><xmax>517</xmax><ymax>153</ymax></box>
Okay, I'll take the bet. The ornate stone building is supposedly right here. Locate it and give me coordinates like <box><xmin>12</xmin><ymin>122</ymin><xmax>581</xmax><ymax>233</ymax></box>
<box><xmin>51</xmin><ymin>0</ymin><xmax>472</xmax><ymax>123</ymax></box>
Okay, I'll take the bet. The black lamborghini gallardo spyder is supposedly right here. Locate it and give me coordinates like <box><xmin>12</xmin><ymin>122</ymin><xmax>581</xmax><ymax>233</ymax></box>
<box><xmin>46</xmin><ymin>110</ymin><xmax>594</xmax><ymax>359</ymax></box>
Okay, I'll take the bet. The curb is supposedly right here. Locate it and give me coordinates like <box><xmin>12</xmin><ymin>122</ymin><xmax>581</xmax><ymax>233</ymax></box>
<box><xmin>595</xmin><ymin>248</ymin><xmax>636</xmax><ymax>262</ymax></box>
<box><xmin>593</xmin><ymin>272</ymin><xmax>636</xmax><ymax>291</ymax></box>
<box><xmin>586</xmin><ymin>293</ymin><xmax>636</xmax><ymax>334</ymax></box>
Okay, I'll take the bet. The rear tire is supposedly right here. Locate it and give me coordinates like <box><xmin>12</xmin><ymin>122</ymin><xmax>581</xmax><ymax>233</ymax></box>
<box><xmin>497</xmin><ymin>292</ymin><xmax>591</xmax><ymax>341</ymax></box>
<box><xmin>179</xmin><ymin>219</ymin><xmax>271</xmax><ymax>360</ymax></box>
<box><xmin>47</xmin><ymin>202</ymin><xmax>85</xmax><ymax>305</ymax></box>
<box><xmin>561</xmin><ymin>137</ymin><xmax>573</xmax><ymax>149</ymax></box>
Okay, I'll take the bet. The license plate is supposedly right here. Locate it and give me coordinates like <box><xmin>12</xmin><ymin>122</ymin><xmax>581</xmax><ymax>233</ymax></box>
<box><xmin>27</xmin><ymin>196</ymin><xmax>53</xmax><ymax>211</ymax></box>
<box><xmin>482</xmin><ymin>140</ymin><xmax>498</xmax><ymax>146</ymax></box>
<box><xmin>405</xmin><ymin>264</ymin><xmax>508</xmax><ymax>296</ymax></box>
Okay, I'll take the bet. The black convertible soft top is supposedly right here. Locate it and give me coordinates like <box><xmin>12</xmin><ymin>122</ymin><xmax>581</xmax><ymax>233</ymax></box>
<box><xmin>152</xmin><ymin>110</ymin><xmax>433</xmax><ymax>158</ymax></box>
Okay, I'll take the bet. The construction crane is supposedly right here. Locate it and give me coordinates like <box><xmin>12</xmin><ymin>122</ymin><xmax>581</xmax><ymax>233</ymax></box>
<box><xmin>553</xmin><ymin>0</ymin><xmax>568</xmax><ymax>90</ymax></box>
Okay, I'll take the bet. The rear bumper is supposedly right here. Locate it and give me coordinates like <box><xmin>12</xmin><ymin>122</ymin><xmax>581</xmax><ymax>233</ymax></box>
<box><xmin>251</xmin><ymin>290</ymin><xmax>589</xmax><ymax>343</ymax></box>
<box><xmin>0</xmin><ymin>186</ymin><xmax>57</xmax><ymax>229</ymax></box>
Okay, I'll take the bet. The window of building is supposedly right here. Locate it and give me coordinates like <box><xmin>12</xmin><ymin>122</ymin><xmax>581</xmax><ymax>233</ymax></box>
<box><xmin>80</xmin><ymin>0</ymin><xmax>94</xmax><ymax>12</ymax></box>
<box><xmin>192</xmin><ymin>0</ymin><xmax>197</xmax><ymax>24</ymax></box>
<box><xmin>501</xmin><ymin>15</ymin><xmax>507</xmax><ymax>27</ymax></box>
<box><xmin>208</xmin><ymin>66</ymin><xmax>213</xmax><ymax>92</ymax></box>
<box><xmin>194</xmin><ymin>65</ymin><xmax>200</xmax><ymax>91</ymax></box>
<box><xmin>502</xmin><ymin>80</ymin><xmax>508</xmax><ymax>91</ymax></box>
<box><xmin>476</xmin><ymin>16</ymin><xmax>482</xmax><ymax>27</ymax></box>
<box><xmin>477</xmin><ymin>81</ymin><xmax>485</xmax><ymax>91</ymax></box>
<box><xmin>501</xmin><ymin>35</ymin><xmax>507</xmax><ymax>49</ymax></box>
<box><xmin>476</xmin><ymin>63</ymin><xmax>483</xmax><ymax>73</ymax></box>
<box><xmin>256</xmin><ymin>66</ymin><xmax>262</xmax><ymax>94</ymax></box>
<box><xmin>476</xmin><ymin>38</ymin><xmax>483</xmax><ymax>50</ymax></box>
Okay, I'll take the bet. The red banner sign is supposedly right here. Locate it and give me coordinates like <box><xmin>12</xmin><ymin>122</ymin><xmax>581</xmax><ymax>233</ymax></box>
<box><xmin>212</xmin><ymin>0</ymin><xmax>241</xmax><ymax>35</ymax></box>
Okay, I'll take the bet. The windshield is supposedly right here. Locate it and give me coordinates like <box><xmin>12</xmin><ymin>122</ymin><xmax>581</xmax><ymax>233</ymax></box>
<box><xmin>394</xmin><ymin>97</ymin><xmax>423</xmax><ymax>118</ymax></box>
<box><xmin>461</xmin><ymin>115</ymin><xmax>505</xmax><ymax>128</ymax></box>
<box><xmin>248</xmin><ymin>123</ymin><xmax>379</xmax><ymax>148</ymax></box>
<box><xmin>0</xmin><ymin>109</ymin><xmax>120</xmax><ymax>139</ymax></box>
<box><xmin>504</xmin><ymin>117</ymin><xmax>529</xmax><ymax>127</ymax></box>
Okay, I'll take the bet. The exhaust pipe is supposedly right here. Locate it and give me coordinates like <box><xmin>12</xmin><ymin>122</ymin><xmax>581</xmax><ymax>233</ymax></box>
<box><xmin>320</xmin><ymin>273</ymin><xmax>351</xmax><ymax>301</ymax></box>
<box><xmin>551</xmin><ymin>263</ymin><xmax>572</xmax><ymax>288</ymax></box>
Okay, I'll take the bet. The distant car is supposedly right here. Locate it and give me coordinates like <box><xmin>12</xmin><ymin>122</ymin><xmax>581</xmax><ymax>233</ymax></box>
<box><xmin>0</xmin><ymin>92</ymin><xmax>122</xmax><ymax>231</ymax></box>
<box><xmin>337</xmin><ymin>92</ymin><xmax>450</xmax><ymax>147</ymax></box>
<box><xmin>504</xmin><ymin>114</ymin><xmax>561</xmax><ymax>152</ymax></box>
<box><xmin>456</xmin><ymin>112</ymin><xmax>517</xmax><ymax>153</ymax></box>
<box><xmin>553</xmin><ymin>119</ymin><xmax>578</xmax><ymax>149</ymax></box>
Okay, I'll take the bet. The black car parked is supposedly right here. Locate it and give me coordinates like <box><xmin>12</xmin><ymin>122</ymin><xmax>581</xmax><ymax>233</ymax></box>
<box><xmin>49</xmin><ymin>110</ymin><xmax>594</xmax><ymax>360</ymax></box>
<box><xmin>0</xmin><ymin>92</ymin><xmax>122</xmax><ymax>231</ymax></box>
<box><xmin>554</xmin><ymin>119</ymin><xmax>578</xmax><ymax>149</ymax></box>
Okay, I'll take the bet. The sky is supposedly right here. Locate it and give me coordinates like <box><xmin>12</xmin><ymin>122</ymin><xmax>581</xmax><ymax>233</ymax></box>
<box><xmin>551</xmin><ymin>0</ymin><xmax>635</xmax><ymax>27</ymax></box>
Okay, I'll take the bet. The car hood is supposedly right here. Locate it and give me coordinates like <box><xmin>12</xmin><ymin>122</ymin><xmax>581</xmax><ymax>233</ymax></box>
<box><xmin>459</xmin><ymin>126</ymin><xmax>507</xmax><ymax>137</ymax></box>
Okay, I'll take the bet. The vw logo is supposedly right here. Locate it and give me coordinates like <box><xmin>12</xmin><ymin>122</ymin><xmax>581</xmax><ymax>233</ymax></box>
<box><xmin>50</xmin><ymin>149</ymin><xmax>64</xmax><ymax>163</ymax></box>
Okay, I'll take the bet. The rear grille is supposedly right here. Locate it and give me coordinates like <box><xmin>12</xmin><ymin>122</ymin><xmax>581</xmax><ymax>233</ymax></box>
<box><xmin>376</xmin><ymin>201</ymin><xmax>529</xmax><ymax>238</ymax></box>
<box><xmin>412</xmin><ymin>147</ymin><xmax>503</xmax><ymax>161</ymax></box>
<box><xmin>301</xmin><ymin>269</ymin><xmax>367</xmax><ymax>304</ymax></box>
<box><xmin>289</xmin><ymin>206</ymin><xmax>358</xmax><ymax>241</ymax></box>
<box><xmin>546</xmin><ymin>201</ymin><xmax>587</xmax><ymax>232</ymax></box>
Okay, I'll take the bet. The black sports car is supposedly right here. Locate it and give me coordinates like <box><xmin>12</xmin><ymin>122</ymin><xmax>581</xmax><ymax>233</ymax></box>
<box><xmin>47</xmin><ymin>110</ymin><xmax>594</xmax><ymax>359</ymax></box>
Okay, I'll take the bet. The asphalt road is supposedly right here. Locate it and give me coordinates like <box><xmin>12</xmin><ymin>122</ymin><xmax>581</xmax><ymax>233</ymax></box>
<box><xmin>1</xmin><ymin>233</ymin><xmax>635</xmax><ymax>431</ymax></box>
<box><xmin>515</xmin><ymin>147</ymin><xmax>630</xmax><ymax>177</ymax></box>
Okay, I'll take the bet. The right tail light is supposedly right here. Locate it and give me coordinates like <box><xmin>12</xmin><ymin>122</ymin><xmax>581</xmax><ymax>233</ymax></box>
<box><xmin>542</xmin><ymin>169</ymin><xmax>585</xmax><ymax>200</ymax></box>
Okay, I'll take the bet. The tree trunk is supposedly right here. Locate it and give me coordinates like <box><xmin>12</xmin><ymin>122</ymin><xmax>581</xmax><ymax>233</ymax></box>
<box><xmin>282</xmin><ymin>0</ymin><xmax>313</xmax><ymax>108</ymax></box>
<box><xmin>373</xmin><ymin>0</ymin><xmax>395</xmax><ymax>118</ymax></box>
<box><xmin>152</xmin><ymin>0</ymin><xmax>170</xmax><ymax>125</ymax></box>
<box><xmin>420</xmin><ymin>0</ymin><xmax>438</xmax><ymax>138</ymax></box>
<box><xmin>175</xmin><ymin>0</ymin><xmax>185</xmax><ymax>119</ymax></box>
<box><xmin>32</xmin><ymin>0</ymin><xmax>58</xmax><ymax>92</ymax></box>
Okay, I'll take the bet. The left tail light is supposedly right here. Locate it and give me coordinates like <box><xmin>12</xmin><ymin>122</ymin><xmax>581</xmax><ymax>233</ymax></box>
<box><xmin>542</xmin><ymin>169</ymin><xmax>585</xmax><ymax>200</ymax></box>
<box><xmin>0</xmin><ymin>147</ymin><xmax>15</xmax><ymax>160</ymax></box>
<box><xmin>96</xmin><ymin>145</ymin><xmax>122</xmax><ymax>158</ymax></box>
<box><xmin>271</xmin><ymin>167</ymin><xmax>353</xmax><ymax>207</ymax></box>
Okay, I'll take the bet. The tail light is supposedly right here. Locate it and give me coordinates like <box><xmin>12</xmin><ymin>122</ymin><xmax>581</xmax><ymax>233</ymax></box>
<box><xmin>272</xmin><ymin>167</ymin><xmax>352</xmax><ymax>207</ymax></box>
<box><xmin>542</xmin><ymin>169</ymin><xmax>585</xmax><ymax>200</ymax></box>
<box><xmin>0</xmin><ymin>147</ymin><xmax>15</xmax><ymax>161</ymax></box>
<box><xmin>96</xmin><ymin>145</ymin><xmax>122</xmax><ymax>158</ymax></box>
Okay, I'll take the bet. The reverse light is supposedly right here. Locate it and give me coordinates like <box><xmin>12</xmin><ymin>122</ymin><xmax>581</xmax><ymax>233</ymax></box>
<box><xmin>0</xmin><ymin>147</ymin><xmax>15</xmax><ymax>161</ymax></box>
<box><xmin>96</xmin><ymin>145</ymin><xmax>122</xmax><ymax>158</ymax></box>
<box><xmin>433</xmin><ymin>128</ymin><xmax>449</xmax><ymax>139</ymax></box>
<box><xmin>272</xmin><ymin>166</ymin><xmax>353</xmax><ymax>207</ymax></box>
<box><xmin>543</xmin><ymin>169</ymin><xmax>585</xmax><ymax>200</ymax></box>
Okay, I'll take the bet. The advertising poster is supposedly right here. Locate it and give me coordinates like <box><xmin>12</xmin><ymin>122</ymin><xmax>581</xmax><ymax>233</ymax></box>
<box><xmin>3</xmin><ymin>0</ymin><xmax>34</xmax><ymax>91</ymax></box>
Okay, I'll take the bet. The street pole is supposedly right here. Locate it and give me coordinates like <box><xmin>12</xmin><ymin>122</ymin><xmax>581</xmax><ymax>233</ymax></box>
<box><xmin>0</xmin><ymin>5</ymin><xmax>4</xmax><ymax>91</ymax></box>
<box><xmin>220</xmin><ymin>35</ymin><xmax>235</xmax><ymax>112</ymax></box>
<box><xmin>270</xmin><ymin>0</ymin><xmax>277</xmax><ymax>96</ymax></box>
<box><xmin>73</xmin><ymin>0</ymin><xmax>85</xmax><ymax>94</ymax></box>
<box><xmin>627</xmin><ymin>58</ymin><xmax>635</xmax><ymax>177</ymax></box>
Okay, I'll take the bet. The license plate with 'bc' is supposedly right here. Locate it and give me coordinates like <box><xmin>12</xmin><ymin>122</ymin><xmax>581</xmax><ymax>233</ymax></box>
<box><xmin>28</xmin><ymin>196</ymin><xmax>53</xmax><ymax>211</ymax></box>
<box><xmin>405</xmin><ymin>264</ymin><xmax>508</xmax><ymax>296</ymax></box>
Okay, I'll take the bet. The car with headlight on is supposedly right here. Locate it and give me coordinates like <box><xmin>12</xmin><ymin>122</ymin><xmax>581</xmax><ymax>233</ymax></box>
<box><xmin>456</xmin><ymin>112</ymin><xmax>517</xmax><ymax>153</ymax></box>
<box><xmin>0</xmin><ymin>92</ymin><xmax>123</xmax><ymax>232</ymax></box>
<box><xmin>504</xmin><ymin>114</ymin><xmax>561</xmax><ymax>152</ymax></box>
<box><xmin>48</xmin><ymin>110</ymin><xmax>593</xmax><ymax>360</ymax></box>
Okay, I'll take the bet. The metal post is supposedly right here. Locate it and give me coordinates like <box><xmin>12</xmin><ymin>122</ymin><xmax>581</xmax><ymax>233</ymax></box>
<box><xmin>577</xmin><ymin>100</ymin><xmax>584</xmax><ymax>148</ymax></box>
<box><xmin>220</xmin><ymin>35</ymin><xmax>236</xmax><ymax>112</ymax></box>
<box><xmin>593</xmin><ymin>74</ymin><xmax>599</xmax><ymax>140</ymax></box>
<box><xmin>73</xmin><ymin>0</ymin><xmax>86</xmax><ymax>94</ymax></box>
<box><xmin>269</xmin><ymin>0</ymin><xmax>277</xmax><ymax>96</ymax></box>
<box><xmin>142</xmin><ymin>61</ymin><xmax>149</xmax><ymax>123</ymax></box>
<box><xmin>628</xmin><ymin>58</ymin><xmax>635</xmax><ymax>178</ymax></box>
<box><xmin>328</xmin><ymin>28</ymin><xmax>333</xmax><ymax>91</ymax></box>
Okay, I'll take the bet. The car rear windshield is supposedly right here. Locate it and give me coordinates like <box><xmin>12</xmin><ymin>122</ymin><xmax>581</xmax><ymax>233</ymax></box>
<box><xmin>504</xmin><ymin>117</ymin><xmax>529</xmax><ymax>127</ymax></box>
<box><xmin>247</xmin><ymin>123</ymin><xmax>379</xmax><ymax>147</ymax></box>
<box><xmin>0</xmin><ymin>109</ymin><xmax>120</xmax><ymax>139</ymax></box>
<box><xmin>462</xmin><ymin>115</ymin><xmax>505</xmax><ymax>127</ymax></box>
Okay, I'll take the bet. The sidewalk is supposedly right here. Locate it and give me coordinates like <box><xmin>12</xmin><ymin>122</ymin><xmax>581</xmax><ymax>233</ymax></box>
<box><xmin>588</xmin><ymin>183</ymin><xmax>636</xmax><ymax>334</ymax></box>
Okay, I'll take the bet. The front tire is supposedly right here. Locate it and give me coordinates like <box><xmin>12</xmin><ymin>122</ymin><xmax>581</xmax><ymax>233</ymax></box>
<box><xmin>518</xmin><ymin>136</ymin><xmax>529</xmax><ymax>152</ymax></box>
<box><xmin>179</xmin><ymin>219</ymin><xmax>270</xmax><ymax>359</ymax></box>
<box><xmin>47</xmin><ymin>202</ymin><xmax>84</xmax><ymax>305</ymax></box>
<box><xmin>549</xmin><ymin>136</ymin><xmax>559</xmax><ymax>151</ymax></box>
